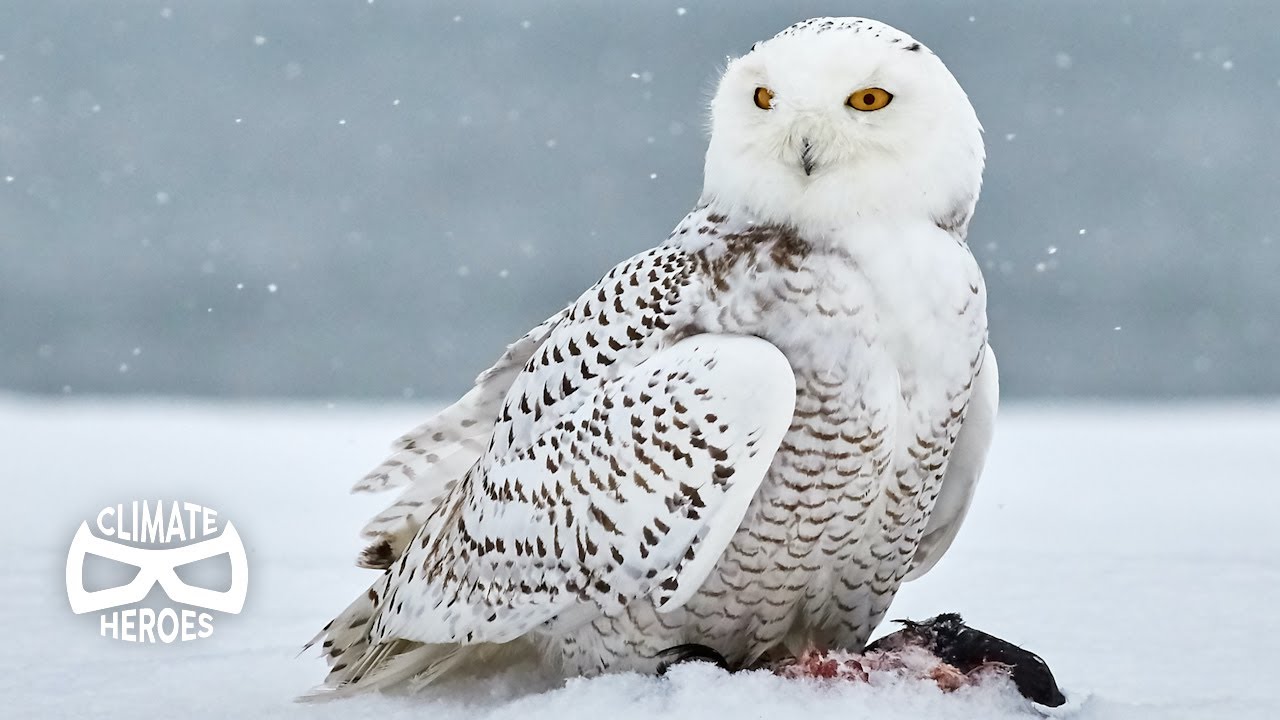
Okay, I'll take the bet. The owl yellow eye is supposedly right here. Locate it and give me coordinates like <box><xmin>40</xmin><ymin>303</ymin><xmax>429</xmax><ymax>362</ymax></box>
<box><xmin>847</xmin><ymin>87</ymin><xmax>893</xmax><ymax>111</ymax></box>
<box><xmin>753</xmin><ymin>86</ymin><xmax>774</xmax><ymax>110</ymax></box>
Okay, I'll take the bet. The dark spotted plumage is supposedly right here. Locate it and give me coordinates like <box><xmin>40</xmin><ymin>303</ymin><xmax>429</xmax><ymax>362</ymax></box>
<box><xmin>309</xmin><ymin>201</ymin><xmax>992</xmax><ymax>690</ymax></box>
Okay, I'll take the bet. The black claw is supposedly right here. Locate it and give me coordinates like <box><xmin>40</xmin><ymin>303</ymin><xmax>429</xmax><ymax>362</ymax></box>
<box><xmin>655</xmin><ymin>643</ymin><xmax>730</xmax><ymax>674</ymax></box>
<box><xmin>867</xmin><ymin>613</ymin><xmax>1066</xmax><ymax>708</ymax></box>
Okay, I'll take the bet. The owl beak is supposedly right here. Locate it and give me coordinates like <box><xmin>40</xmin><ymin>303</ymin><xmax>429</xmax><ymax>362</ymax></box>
<box><xmin>800</xmin><ymin>139</ymin><xmax>816</xmax><ymax>176</ymax></box>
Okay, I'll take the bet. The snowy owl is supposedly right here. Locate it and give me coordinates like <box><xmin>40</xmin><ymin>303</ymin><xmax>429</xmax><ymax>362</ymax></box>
<box><xmin>307</xmin><ymin>16</ymin><xmax>997</xmax><ymax>696</ymax></box>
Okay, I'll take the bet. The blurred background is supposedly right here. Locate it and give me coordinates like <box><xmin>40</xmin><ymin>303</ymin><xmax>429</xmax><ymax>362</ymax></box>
<box><xmin>2</xmin><ymin>0</ymin><xmax>1277</xmax><ymax>402</ymax></box>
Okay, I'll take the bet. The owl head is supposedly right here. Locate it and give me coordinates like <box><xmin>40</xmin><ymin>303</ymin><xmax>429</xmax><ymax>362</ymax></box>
<box><xmin>703</xmin><ymin>18</ymin><xmax>985</xmax><ymax>238</ymax></box>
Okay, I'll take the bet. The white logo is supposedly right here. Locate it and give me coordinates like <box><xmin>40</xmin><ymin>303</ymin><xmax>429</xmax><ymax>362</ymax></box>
<box><xmin>65</xmin><ymin>500</ymin><xmax>248</xmax><ymax>643</ymax></box>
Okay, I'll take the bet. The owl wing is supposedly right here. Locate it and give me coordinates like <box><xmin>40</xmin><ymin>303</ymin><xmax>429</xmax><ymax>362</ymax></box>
<box><xmin>364</xmin><ymin>246</ymin><xmax>797</xmax><ymax>647</ymax></box>
<box><xmin>905</xmin><ymin>345</ymin><xmax>999</xmax><ymax>580</ymax></box>
<box><xmin>349</xmin><ymin>309</ymin><xmax>571</xmax><ymax>568</ymax></box>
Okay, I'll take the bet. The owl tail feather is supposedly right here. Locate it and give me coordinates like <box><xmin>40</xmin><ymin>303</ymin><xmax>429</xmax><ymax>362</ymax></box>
<box><xmin>298</xmin><ymin>580</ymin><xmax>529</xmax><ymax>701</ymax></box>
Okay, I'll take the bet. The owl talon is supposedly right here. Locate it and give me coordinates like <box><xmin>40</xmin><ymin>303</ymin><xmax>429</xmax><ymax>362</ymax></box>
<box><xmin>655</xmin><ymin>643</ymin><xmax>731</xmax><ymax>674</ymax></box>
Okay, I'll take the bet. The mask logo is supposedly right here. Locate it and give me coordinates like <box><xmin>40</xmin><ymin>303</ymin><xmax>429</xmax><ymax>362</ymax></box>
<box><xmin>65</xmin><ymin>501</ymin><xmax>248</xmax><ymax>643</ymax></box>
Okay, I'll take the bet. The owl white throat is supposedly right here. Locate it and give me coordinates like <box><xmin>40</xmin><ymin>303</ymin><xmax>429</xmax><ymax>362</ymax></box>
<box><xmin>701</xmin><ymin>17</ymin><xmax>985</xmax><ymax>242</ymax></box>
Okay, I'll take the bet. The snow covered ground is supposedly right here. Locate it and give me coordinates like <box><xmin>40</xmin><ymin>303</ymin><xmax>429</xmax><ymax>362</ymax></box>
<box><xmin>2</xmin><ymin>397</ymin><xmax>1276</xmax><ymax>719</ymax></box>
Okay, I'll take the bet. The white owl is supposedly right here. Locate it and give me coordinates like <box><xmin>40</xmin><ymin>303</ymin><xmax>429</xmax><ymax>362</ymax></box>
<box><xmin>306</xmin><ymin>16</ymin><xmax>998</xmax><ymax>696</ymax></box>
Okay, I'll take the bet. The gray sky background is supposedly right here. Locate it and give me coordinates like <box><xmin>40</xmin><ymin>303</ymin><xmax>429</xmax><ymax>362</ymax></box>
<box><xmin>2</xmin><ymin>1</ymin><xmax>1278</xmax><ymax>401</ymax></box>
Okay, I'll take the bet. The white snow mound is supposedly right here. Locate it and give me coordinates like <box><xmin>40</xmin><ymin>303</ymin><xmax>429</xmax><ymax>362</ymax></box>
<box><xmin>2</xmin><ymin>398</ymin><xmax>1277</xmax><ymax>719</ymax></box>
